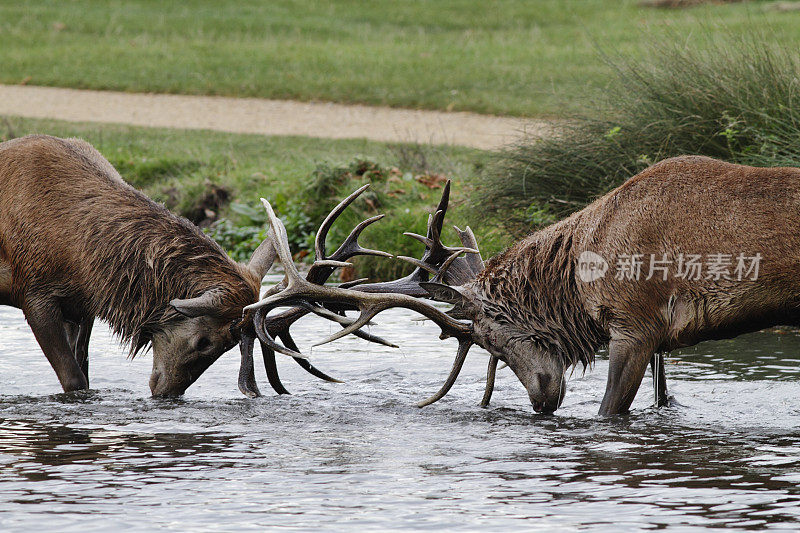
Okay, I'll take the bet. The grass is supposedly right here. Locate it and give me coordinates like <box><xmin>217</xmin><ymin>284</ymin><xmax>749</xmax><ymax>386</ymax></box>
<box><xmin>2</xmin><ymin>1</ymin><xmax>800</xmax><ymax>117</ymax></box>
<box><xmin>0</xmin><ymin>116</ymin><xmax>508</xmax><ymax>279</ymax></box>
<box><xmin>479</xmin><ymin>31</ymin><xmax>800</xmax><ymax>236</ymax></box>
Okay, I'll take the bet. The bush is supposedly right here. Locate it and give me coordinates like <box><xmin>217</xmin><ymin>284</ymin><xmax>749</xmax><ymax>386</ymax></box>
<box><xmin>480</xmin><ymin>33</ymin><xmax>800</xmax><ymax>236</ymax></box>
<box><xmin>204</xmin><ymin>193</ymin><xmax>315</xmax><ymax>264</ymax></box>
<box><xmin>205</xmin><ymin>158</ymin><xmax>467</xmax><ymax>280</ymax></box>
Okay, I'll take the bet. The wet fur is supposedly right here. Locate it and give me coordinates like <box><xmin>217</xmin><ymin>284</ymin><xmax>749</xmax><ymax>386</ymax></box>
<box><xmin>0</xmin><ymin>135</ymin><xmax>260</xmax><ymax>355</ymax></box>
<box><xmin>470</xmin><ymin>156</ymin><xmax>800</xmax><ymax>413</ymax></box>
<box><xmin>477</xmin><ymin>231</ymin><xmax>607</xmax><ymax>369</ymax></box>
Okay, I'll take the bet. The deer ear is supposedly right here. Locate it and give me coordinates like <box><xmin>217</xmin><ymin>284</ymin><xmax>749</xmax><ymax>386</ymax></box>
<box><xmin>170</xmin><ymin>289</ymin><xmax>225</xmax><ymax>318</ymax></box>
<box><xmin>420</xmin><ymin>282</ymin><xmax>474</xmax><ymax>320</ymax></box>
<box><xmin>419</xmin><ymin>282</ymin><xmax>464</xmax><ymax>304</ymax></box>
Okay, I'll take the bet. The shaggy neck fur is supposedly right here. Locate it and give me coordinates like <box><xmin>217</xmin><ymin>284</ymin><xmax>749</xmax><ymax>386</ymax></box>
<box><xmin>473</xmin><ymin>222</ymin><xmax>606</xmax><ymax>368</ymax></box>
<box><xmin>83</xmin><ymin>200</ymin><xmax>259</xmax><ymax>354</ymax></box>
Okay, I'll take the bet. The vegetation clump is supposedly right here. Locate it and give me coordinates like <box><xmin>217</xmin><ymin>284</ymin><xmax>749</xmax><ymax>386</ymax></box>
<box><xmin>481</xmin><ymin>35</ymin><xmax>800</xmax><ymax>236</ymax></box>
<box><xmin>205</xmin><ymin>158</ymin><xmax>468</xmax><ymax>280</ymax></box>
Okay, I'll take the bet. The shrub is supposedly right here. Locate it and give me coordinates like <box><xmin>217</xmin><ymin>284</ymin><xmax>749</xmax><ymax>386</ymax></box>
<box><xmin>480</xmin><ymin>33</ymin><xmax>800</xmax><ymax>236</ymax></box>
<box><xmin>205</xmin><ymin>158</ymin><xmax>468</xmax><ymax>280</ymax></box>
<box><xmin>204</xmin><ymin>193</ymin><xmax>315</xmax><ymax>264</ymax></box>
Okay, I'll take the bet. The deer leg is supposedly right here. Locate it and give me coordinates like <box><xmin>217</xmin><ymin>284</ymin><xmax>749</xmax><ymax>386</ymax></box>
<box><xmin>599</xmin><ymin>337</ymin><xmax>654</xmax><ymax>416</ymax></box>
<box><xmin>74</xmin><ymin>318</ymin><xmax>92</xmax><ymax>384</ymax></box>
<box><xmin>63</xmin><ymin>317</ymin><xmax>92</xmax><ymax>385</ymax></box>
<box><xmin>24</xmin><ymin>299</ymin><xmax>88</xmax><ymax>393</ymax></box>
<box><xmin>651</xmin><ymin>353</ymin><xmax>669</xmax><ymax>408</ymax></box>
<box><xmin>64</xmin><ymin>321</ymin><xmax>79</xmax><ymax>352</ymax></box>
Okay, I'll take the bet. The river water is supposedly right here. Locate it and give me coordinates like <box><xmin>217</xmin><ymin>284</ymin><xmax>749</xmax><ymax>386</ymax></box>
<box><xmin>1</xmin><ymin>281</ymin><xmax>799</xmax><ymax>531</ymax></box>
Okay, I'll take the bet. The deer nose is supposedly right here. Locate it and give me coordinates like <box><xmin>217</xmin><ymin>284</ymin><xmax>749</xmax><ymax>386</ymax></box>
<box><xmin>149</xmin><ymin>369</ymin><xmax>161</xmax><ymax>393</ymax></box>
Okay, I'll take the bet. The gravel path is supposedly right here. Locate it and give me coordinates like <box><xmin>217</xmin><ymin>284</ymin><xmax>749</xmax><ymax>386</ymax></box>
<box><xmin>0</xmin><ymin>84</ymin><xmax>549</xmax><ymax>151</ymax></box>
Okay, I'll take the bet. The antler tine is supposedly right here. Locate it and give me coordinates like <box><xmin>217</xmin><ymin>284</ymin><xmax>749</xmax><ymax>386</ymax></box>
<box><xmin>277</xmin><ymin>332</ymin><xmax>343</xmax><ymax>383</ymax></box>
<box><xmin>238</xmin><ymin>333</ymin><xmax>261</xmax><ymax>398</ymax></box>
<box><xmin>434</xmin><ymin>179</ymin><xmax>451</xmax><ymax>228</ymax></box>
<box><xmin>307</xmin><ymin>213</ymin><xmax>391</xmax><ymax>285</ymax></box>
<box><xmin>428</xmin><ymin>210</ymin><xmax>443</xmax><ymax>245</ymax></box>
<box><xmin>298</xmin><ymin>300</ymin><xmax>374</xmax><ymax>327</ymax></box>
<box><xmin>314</xmin><ymin>183</ymin><xmax>371</xmax><ymax>261</ymax></box>
<box><xmin>396</xmin><ymin>255</ymin><xmax>439</xmax><ymax>275</ymax></box>
<box><xmin>479</xmin><ymin>355</ymin><xmax>499</xmax><ymax>408</ymax></box>
<box><xmin>339</xmin><ymin>278</ymin><xmax>369</xmax><ymax>289</ymax></box>
<box><xmin>261</xmin><ymin>341</ymin><xmax>291</xmax><ymax>395</ymax></box>
<box><xmin>260</xmin><ymin>198</ymin><xmax>301</xmax><ymax>285</ymax></box>
<box><xmin>253</xmin><ymin>306</ymin><xmax>309</xmax><ymax>359</ymax></box>
<box><xmin>454</xmin><ymin>225</ymin><xmax>485</xmax><ymax>275</ymax></box>
<box><xmin>249</xmin><ymin>200</ymin><xmax>317</xmax><ymax>312</ymax></box>
<box><xmin>403</xmin><ymin>232</ymin><xmax>434</xmax><ymax>249</ymax></box>
<box><xmin>297</xmin><ymin>301</ymin><xmax>398</xmax><ymax>348</ymax></box>
<box><xmin>416</xmin><ymin>338</ymin><xmax>473</xmax><ymax>407</ymax></box>
<box><xmin>431</xmin><ymin>249</ymin><xmax>466</xmax><ymax>283</ymax></box>
<box><xmin>329</xmin><ymin>214</ymin><xmax>393</xmax><ymax>261</ymax></box>
<box><xmin>312</xmin><ymin>306</ymin><xmax>383</xmax><ymax>347</ymax></box>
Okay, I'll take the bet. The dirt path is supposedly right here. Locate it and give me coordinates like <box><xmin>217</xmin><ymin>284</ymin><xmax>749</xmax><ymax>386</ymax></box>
<box><xmin>0</xmin><ymin>84</ymin><xmax>549</xmax><ymax>151</ymax></box>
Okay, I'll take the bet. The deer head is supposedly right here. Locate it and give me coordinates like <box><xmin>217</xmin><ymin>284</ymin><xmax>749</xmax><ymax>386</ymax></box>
<box><xmin>147</xmin><ymin>238</ymin><xmax>278</xmax><ymax>398</ymax></box>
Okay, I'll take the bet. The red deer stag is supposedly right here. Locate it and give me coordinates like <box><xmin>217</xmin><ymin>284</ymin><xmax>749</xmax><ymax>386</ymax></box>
<box><xmin>246</xmin><ymin>156</ymin><xmax>794</xmax><ymax>416</ymax></box>
<box><xmin>0</xmin><ymin>135</ymin><xmax>353</xmax><ymax>397</ymax></box>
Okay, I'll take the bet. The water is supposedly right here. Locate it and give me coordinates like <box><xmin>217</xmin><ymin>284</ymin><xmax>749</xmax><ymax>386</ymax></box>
<box><xmin>1</xmin><ymin>282</ymin><xmax>800</xmax><ymax>531</ymax></box>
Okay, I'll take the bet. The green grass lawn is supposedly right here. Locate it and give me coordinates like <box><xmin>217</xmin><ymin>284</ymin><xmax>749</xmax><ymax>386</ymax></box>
<box><xmin>0</xmin><ymin>116</ymin><xmax>507</xmax><ymax>278</ymax></box>
<box><xmin>2</xmin><ymin>1</ymin><xmax>797</xmax><ymax>117</ymax></box>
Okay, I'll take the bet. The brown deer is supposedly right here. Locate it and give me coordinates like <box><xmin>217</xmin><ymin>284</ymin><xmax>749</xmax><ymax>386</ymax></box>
<box><xmin>0</xmin><ymin>134</ymin><xmax>355</xmax><ymax>397</ymax></box>
<box><xmin>246</xmin><ymin>156</ymin><xmax>798</xmax><ymax>416</ymax></box>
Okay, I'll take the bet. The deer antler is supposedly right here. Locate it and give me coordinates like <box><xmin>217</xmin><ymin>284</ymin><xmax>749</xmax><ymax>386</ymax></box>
<box><xmin>245</xmin><ymin>196</ymin><xmax>477</xmax><ymax>407</ymax></box>
<box><xmin>353</xmin><ymin>182</ymin><xmax>497</xmax><ymax>407</ymax></box>
<box><xmin>241</xmin><ymin>180</ymin><xmax>498</xmax><ymax>408</ymax></box>
<box><xmin>238</xmin><ymin>185</ymin><xmax>397</xmax><ymax>398</ymax></box>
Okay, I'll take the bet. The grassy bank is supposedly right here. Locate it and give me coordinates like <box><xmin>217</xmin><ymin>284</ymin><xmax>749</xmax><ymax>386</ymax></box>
<box><xmin>0</xmin><ymin>116</ymin><xmax>507</xmax><ymax>279</ymax></box>
<box><xmin>2</xmin><ymin>1</ymin><xmax>799</xmax><ymax>117</ymax></box>
<box><xmin>480</xmin><ymin>32</ymin><xmax>800</xmax><ymax>236</ymax></box>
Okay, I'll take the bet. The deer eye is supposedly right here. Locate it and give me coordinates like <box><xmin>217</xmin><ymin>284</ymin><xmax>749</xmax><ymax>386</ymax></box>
<box><xmin>195</xmin><ymin>336</ymin><xmax>212</xmax><ymax>352</ymax></box>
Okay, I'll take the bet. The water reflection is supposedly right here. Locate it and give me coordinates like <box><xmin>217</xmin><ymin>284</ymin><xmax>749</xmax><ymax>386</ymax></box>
<box><xmin>1</xmin><ymin>303</ymin><xmax>800</xmax><ymax>530</ymax></box>
<box><xmin>671</xmin><ymin>329</ymin><xmax>800</xmax><ymax>381</ymax></box>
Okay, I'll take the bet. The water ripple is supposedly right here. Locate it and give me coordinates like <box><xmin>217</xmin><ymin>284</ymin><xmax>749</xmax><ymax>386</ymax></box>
<box><xmin>1</xmin><ymin>297</ymin><xmax>800</xmax><ymax>530</ymax></box>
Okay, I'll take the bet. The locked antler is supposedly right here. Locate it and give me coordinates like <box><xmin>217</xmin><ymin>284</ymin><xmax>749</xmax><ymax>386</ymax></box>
<box><xmin>245</xmin><ymin>196</ymin><xmax>477</xmax><ymax>407</ymax></box>
<box><xmin>356</xmin><ymin>182</ymin><xmax>497</xmax><ymax>406</ymax></box>
<box><xmin>241</xmin><ymin>181</ymin><xmax>498</xmax><ymax>408</ymax></box>
<box><xmin>238</xmin><ymin>184</ymin><xmax>397</xmax><ymax>397</ymax></box>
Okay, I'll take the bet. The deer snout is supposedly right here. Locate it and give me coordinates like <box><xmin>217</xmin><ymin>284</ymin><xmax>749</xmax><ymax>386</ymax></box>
<box><xmin>149</xmin><ymin>365</ymin><xmax>189</xmax><ymax>398</ymax></box>
<box><xmin>527</xmin><ymin>372</ymin><xmax>566</xmax><ymax>414</ymax></box>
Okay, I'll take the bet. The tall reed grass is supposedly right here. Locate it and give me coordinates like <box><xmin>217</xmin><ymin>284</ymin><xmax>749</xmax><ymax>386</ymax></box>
<box><xmin>481</xmin><ymin>34</ymin><xmax>800</xmax><ymax>236</ymax></box>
